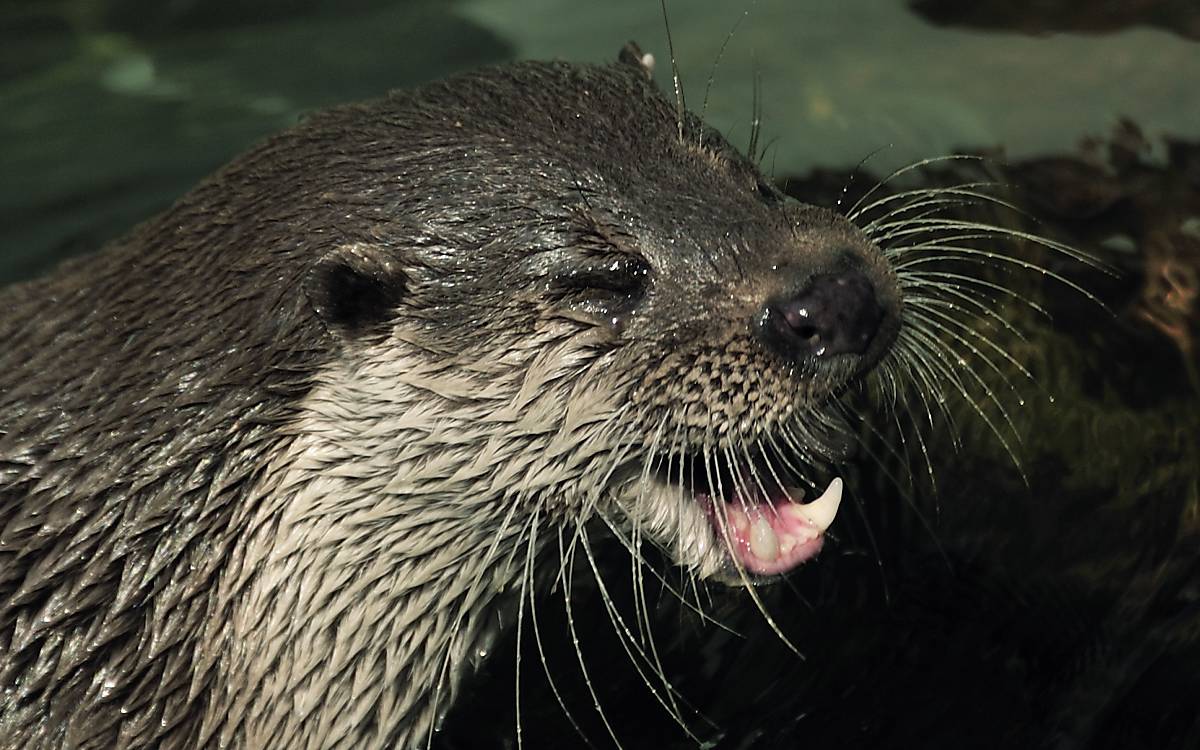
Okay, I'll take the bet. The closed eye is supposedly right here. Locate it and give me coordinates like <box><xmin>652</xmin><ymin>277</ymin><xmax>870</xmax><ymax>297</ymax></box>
<box><xmin>547</xmin><ymin>252</ymin><xmax>652</xmax><ymax>324</ymax></box>
<box><xmin>552</xmin><ymin>253</ymin><xmax>650</xmax><ymax>297</ymax></box>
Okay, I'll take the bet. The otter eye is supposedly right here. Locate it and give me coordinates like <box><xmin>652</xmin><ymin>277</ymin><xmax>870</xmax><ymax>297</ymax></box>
<box><xmin>549</xmin><ymin>253</ymin><xmax>651</xmax><ymax>313</ymax></box>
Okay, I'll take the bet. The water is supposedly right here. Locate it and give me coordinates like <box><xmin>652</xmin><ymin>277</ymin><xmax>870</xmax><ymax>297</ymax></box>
<box><xmin>4</xmin><ymin>0</ymin><xmax>1199</xmax><ymax>282</ymax></box>
<box><xmin>2</xmin><ymin>1</ymin><xmax>1198</xmax><ymax>748</ymax></box>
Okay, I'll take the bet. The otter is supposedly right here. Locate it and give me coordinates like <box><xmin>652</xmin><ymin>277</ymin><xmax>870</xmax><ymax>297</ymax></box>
<box><xmin>0</xmin><ymin>44</ymin><xmax>901</xmax><ymax>748</ymax></box>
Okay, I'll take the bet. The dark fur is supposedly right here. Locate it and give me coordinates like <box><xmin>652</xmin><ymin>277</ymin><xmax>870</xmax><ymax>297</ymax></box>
<box><xmin>0</xmin><ymin>50</ymin><xmax>897</xmax><ymax>748</ymax></box>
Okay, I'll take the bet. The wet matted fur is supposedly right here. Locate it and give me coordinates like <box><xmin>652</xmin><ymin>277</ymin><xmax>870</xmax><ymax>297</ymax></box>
<box><xmin>0</xmin><ymin>44</ymin><xmax>1093</xmax><ymax>749</ymax></box>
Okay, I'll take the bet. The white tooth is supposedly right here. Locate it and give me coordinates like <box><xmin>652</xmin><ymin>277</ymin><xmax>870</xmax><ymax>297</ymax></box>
<box><xmin>729</xmin><ymin>507</ymin><xmax>750</xmax><ymax>534</ymax></box>
<box><xmin>779</xmin><ymin>533</ymin><xmax>797</xmax><ymax>555</ymax></box>
<box><xmin>799</xmin><ymin>477</ymin><xmax>843</xmax><ymax>532</ymax></box>
<box><xmin>749</xmin><ymin>517</ymin><xmax>780</xmax><ymax>561</ymax></box>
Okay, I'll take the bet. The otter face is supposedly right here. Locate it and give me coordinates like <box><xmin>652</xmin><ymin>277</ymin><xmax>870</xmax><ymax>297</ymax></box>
<box><xmin>303</xmin><ymin>49</ymin><xmax>901</xmax><ymax>586</ymax></box>
<box><xmin>546</xmin><ymin>144</ymin><xmax>903</xmax><ymax>583</ymax></box>
<box><xmin>528</xmin><ymin>174</ymin><xmax>901</xmax><ymax>582</ymax></box>
<box><xmin>592</xmin><ymin>202</ymin><xmax>901</xmax><ymax>581</ymax></box>
<box><xmin>509</xmin><ymin>57</ymin><xmax>900</xmax><ymax>583</ymax></box>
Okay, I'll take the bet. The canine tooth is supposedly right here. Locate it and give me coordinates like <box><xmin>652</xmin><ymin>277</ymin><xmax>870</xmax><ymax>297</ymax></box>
<box><xmin>801</xmin><ymin>477</ymin><xmax>843</xmax><ymax>532</ymax></box>
<box><xmin>749</xmin><ymin>517</ymin><xmax>780</xmax><ymax>561</ymax></box>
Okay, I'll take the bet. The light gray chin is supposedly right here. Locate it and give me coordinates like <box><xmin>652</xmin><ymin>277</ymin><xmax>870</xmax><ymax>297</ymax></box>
<box><xmin>609</xmin><ymin>476</ymin><xmax>731</xmax><ymax>581</ymax></box>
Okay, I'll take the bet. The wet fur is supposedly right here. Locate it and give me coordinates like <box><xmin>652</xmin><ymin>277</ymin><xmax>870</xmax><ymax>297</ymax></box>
<box><xmin>0</xmin><ymin>51</ymin><xmax>904</xmax><ymax>748</ymax></box>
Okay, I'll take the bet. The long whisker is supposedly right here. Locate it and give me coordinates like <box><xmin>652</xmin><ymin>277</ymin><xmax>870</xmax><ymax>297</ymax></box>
<box><xmin>558</xmin><ymin>527</ymin><xmax>626</xmax><ymax>749</ymax></box>
<box><xmin>659</xmin><ymin>0</ymin><xmax>686</xmax><ymax>142</ymax></box>
<box><xmin>715</xmin><ymin>444</ymin><xmax>806</xmax><ymax>657</ymax></box>
<box><xmin>578</xmin><ymin>531</ymin><xmax>712</xmax><ymax>740</ymax></box>
<box><xmin>845</xmin><ymin>155</ymin><xmax>990</xmax><ymax>219</ymax></box>
<box><xmin>513</xmin><ymin>508</ymin><xmax>540</xmax><ymax>750</ymax></box>
<box><xmin>700</xmin><ymin>4</ymin><xmax>751</xmax><ymax>138</ymax></box>
<box><xmin>526</xmin><ymin>513</ymin><xmax>598</xmax><ymax>750</ymax></box>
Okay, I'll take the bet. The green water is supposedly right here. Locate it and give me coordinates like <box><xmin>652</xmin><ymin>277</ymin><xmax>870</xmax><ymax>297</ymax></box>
<box><xmin>3</xmin><ymin>0</ymin><xmax>1199</xmax><ymax>282</ymax></box>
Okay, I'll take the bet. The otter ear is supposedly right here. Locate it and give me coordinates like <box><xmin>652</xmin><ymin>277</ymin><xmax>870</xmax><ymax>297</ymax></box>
<box><xmin>618</xmin><ymin>41</ymin><xmax>655</xmax><ymax>79</ymax></box>
<box><xmin>305</xmin><ymin>243</ymin><xmax>408</xmax><ymax>335</ymax></box>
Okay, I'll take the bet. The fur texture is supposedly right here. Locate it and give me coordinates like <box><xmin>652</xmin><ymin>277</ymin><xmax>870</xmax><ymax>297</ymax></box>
<box><xmin>0</xmin><ymin>51</ymin><xmax>899</xmax><ymax>748</ymax></box>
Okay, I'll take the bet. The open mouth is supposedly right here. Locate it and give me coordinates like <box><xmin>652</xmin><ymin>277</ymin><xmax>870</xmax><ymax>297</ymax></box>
<box><xmin>648</xmin><ymin>452</ymin><xmax>845</xmax><ymax>579</ymax></box>
<box><xmin>700</xmin><ymin>475</ymin><xmax>843</xmax><ymax>576</ymax></box>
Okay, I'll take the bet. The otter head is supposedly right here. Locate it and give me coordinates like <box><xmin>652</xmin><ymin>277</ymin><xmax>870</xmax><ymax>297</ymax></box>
<box><xmin>298</xmin><ymin>43</ymin><xmax>900</xmax><ymax>588</ymax></box>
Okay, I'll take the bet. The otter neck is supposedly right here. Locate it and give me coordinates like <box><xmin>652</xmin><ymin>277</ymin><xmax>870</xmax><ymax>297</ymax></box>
<box><xmin>207</xmin><ymin>396</ymin><xmax>539</xmax><ymax>748</ymax></box>
<box><xmin>202</xmin><ymin>325</ymin><xmax>623</xmax><ymax>747</ymax></box>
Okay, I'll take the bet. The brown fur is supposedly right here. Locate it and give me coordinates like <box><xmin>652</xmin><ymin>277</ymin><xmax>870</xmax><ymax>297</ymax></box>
<box><xmin>0</xmin><ymin>48</ymin><xmax>898</xmax><ymax>748</ymax></box>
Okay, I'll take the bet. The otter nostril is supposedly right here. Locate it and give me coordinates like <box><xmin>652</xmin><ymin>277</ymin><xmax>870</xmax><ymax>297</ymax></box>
<box><xmin>796</xmin><ymin>325</ymin><xmax>821</xmax><ymax>347</ymax></box>
<box><xmin>757</xmin><ymin>270</ymin><xmax>884</xmax><ymax>363</ymax></box>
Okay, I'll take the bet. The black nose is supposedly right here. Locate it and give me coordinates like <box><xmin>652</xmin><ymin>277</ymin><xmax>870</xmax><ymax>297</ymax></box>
<box><xmin>757</xmin><ymin>270</ymin><xmax>885</xmax><ymax>362</ymax></box>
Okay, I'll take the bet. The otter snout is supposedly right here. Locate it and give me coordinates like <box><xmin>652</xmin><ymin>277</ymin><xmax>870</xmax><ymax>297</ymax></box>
<box><xmin>755</xmin><ymin>266</ymin><xmax>888</xmax><ymax>365</ymax></box>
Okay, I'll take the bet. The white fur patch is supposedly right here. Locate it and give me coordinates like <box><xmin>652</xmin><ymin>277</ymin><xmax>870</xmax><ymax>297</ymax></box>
<box><xmin>202</xmin><ymin>324</ymin><xmax>636</xmax><ymax>747</ymax></box>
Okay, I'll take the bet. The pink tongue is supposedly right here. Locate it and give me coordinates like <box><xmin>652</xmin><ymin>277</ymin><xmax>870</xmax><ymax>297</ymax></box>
<box><xmin>714</xmin><ymin>492</ymin><xmax>825</xmax><ymax>576</ymax></box>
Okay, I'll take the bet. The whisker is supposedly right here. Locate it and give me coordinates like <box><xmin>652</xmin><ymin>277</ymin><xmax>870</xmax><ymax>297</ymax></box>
<box><xmin>900</xmin><ymin>267</ymin><xmax>1050</xmax><ymax>320</ymax></box>
<box><xmin>845</xmin><ymin>155</ymin><xmax>990</xmax><ymax>219</ymax></box>
<box><xmin>906</xmin><ymin>295</ymin><xmax>1034</xmax><ymax>383</ymax></box>
<box><xmin>900</xmin><ymin>321</ymin><xmax>1027</xmax><ymax>479</ymax></box>
<box><xmin>558</xmin><ymin>527</ymin><xmax>626</xmax><ymax>749</ymax></box>
<box><xmin>592</xmin><ymin>511</ymin><xmax>737</xmax><ymax>633</ymax></box>
<box><xmin>512</xmin><ymin>508</ymin><xmax>541</xmax><ymax>749</ymax></box>
<box><xmin>713</xmin><ymin>445</ymin><xmax>805</xmax><ymax>658</ymax></box>
<box><xmin>659</xmin><ymin>0</ymin><xmax>686</xmax><ymax>143</ymax></box>
<box><xmin>528</xmin><ymin>526</ymin><xmax>597</xmax><ymax>750</ymax></box>
<box><xmin>860</xmin><ymin>185</ymin><xmax>1011</xmax><ymax>232</ymax></box>
<box><xmin>701</xmin><ymin>4</ymin><xmax>751</xmax><ymax>146</ymax></box>
<box><xmin>578</xmin><ymin>532</ymin><xmax>712</xmax><ymax>740</ymax></box>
